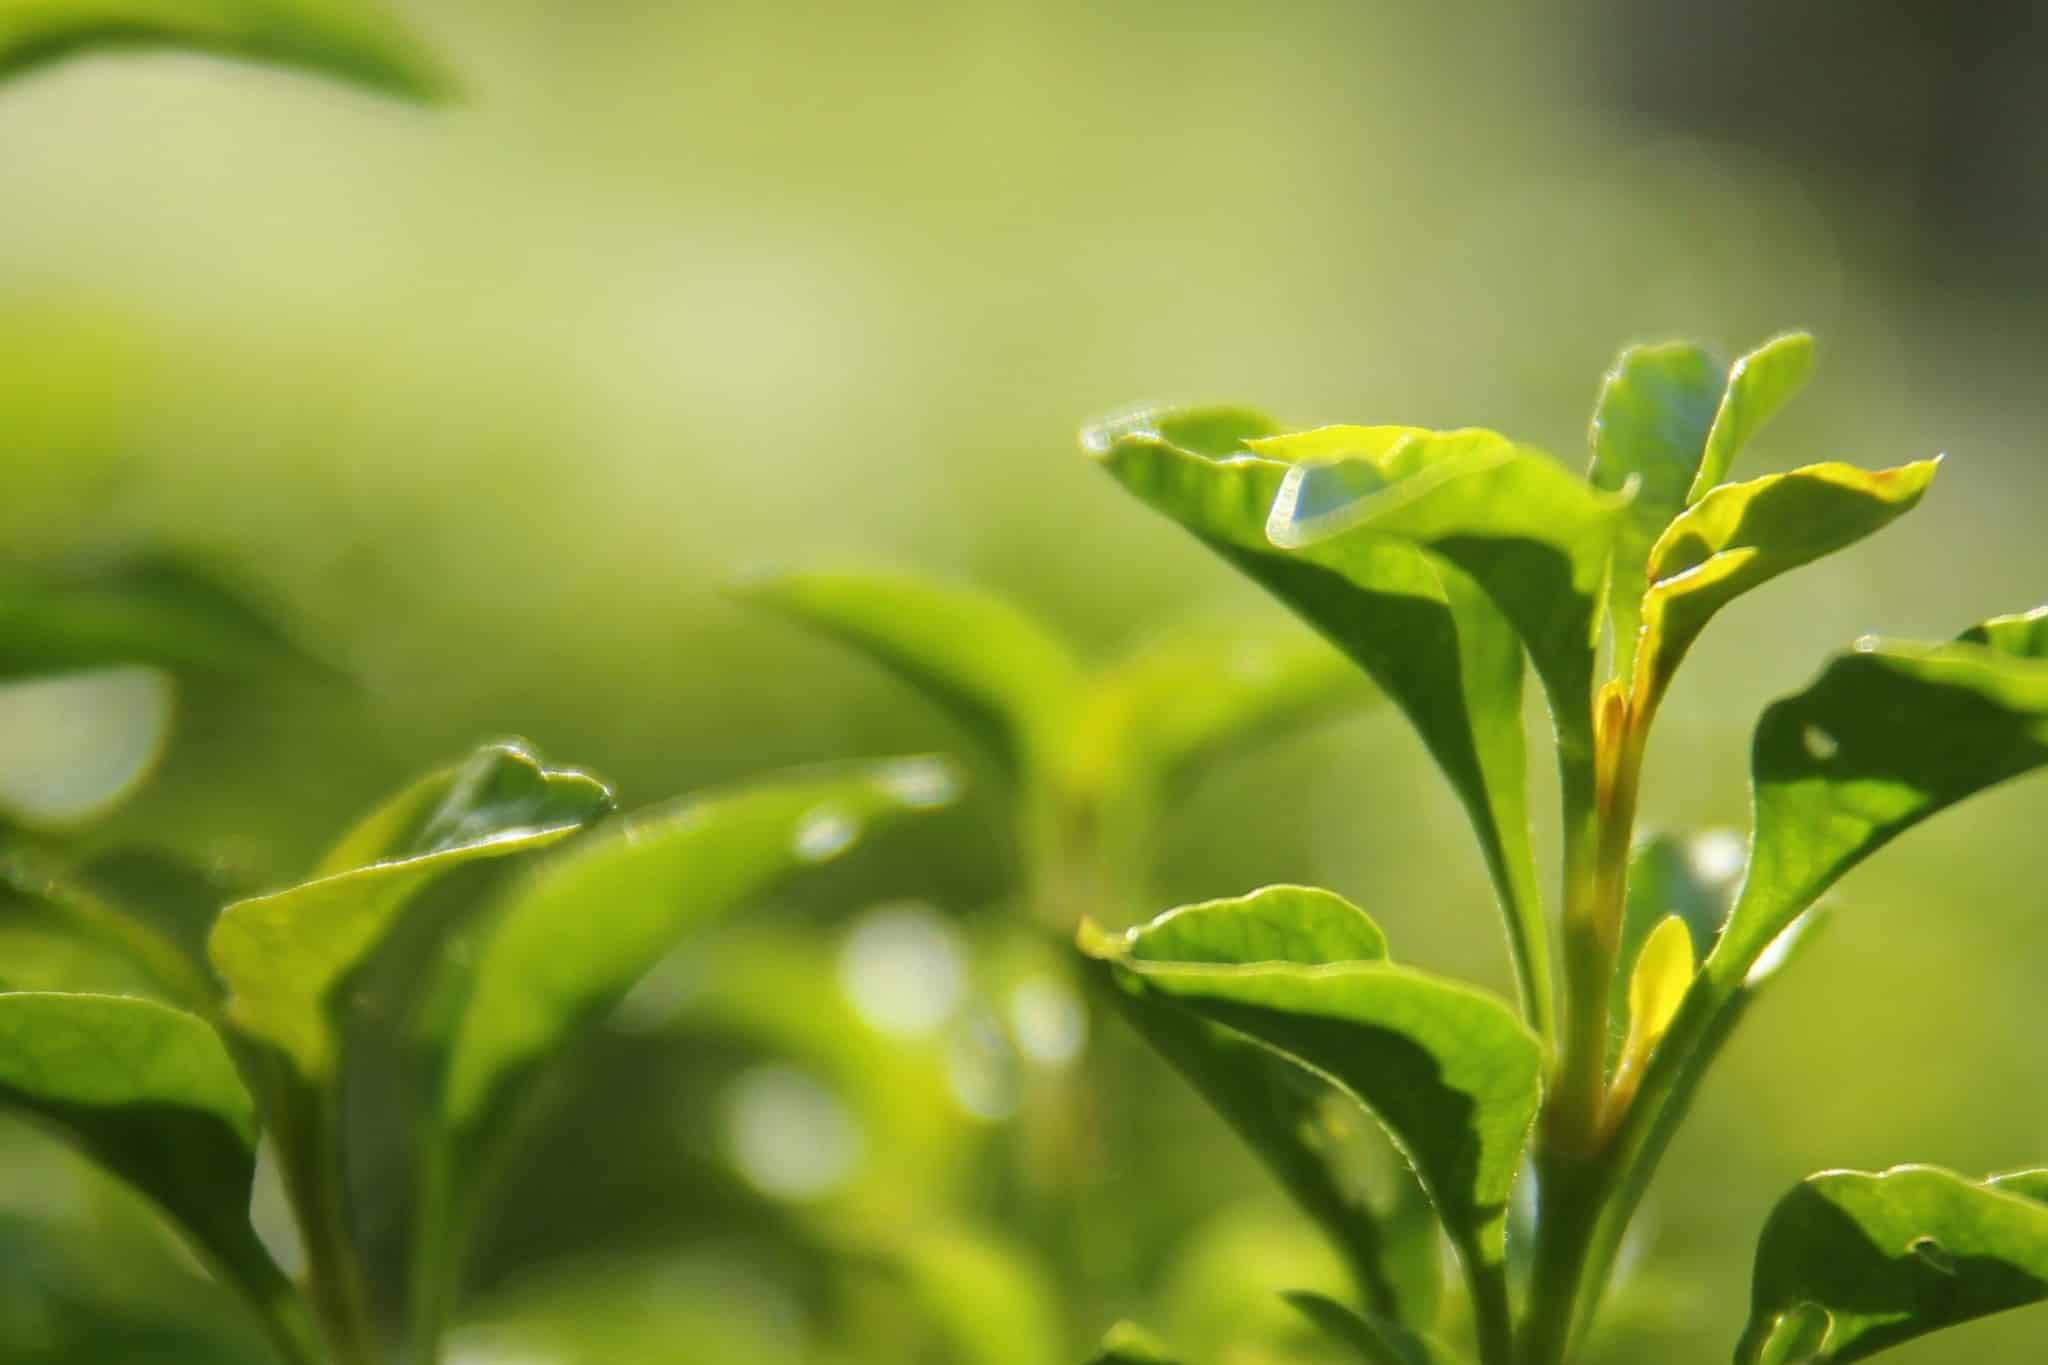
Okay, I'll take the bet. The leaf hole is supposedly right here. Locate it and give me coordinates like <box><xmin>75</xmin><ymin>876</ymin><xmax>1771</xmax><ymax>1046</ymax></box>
<box><xmin>1801</xmin><ymin>724</ymin><xmax>1839</xmax><ymax>761</ymax></box>
<box><xmin>1910</xmin><ymin>1236</ymin><xmax>1957</xmax><ymax>1276</ymax></box>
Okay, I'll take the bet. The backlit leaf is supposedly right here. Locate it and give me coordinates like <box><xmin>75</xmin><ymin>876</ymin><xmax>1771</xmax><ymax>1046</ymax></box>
<box><xmin>1084</xmin><ymin>407</ymin><xmax>1549</xmax><ymax>1031</ymax></box>
<box><xmin>1710</xmin><ymin>613</ymin><xmax>2048</xmax><ymax>983</ymax></box>
<box><xmin>1738</xmin><ymin>1165</ymin><xmax>2048</xmax><ymax>1362</ymax></box>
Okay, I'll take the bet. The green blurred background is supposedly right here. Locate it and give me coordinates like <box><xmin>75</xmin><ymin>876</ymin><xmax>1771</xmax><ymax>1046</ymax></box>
<box><xmin>2</xmin><ymin>2</ymin><xmax>2045</xmax><ymax>1361</ymax></box>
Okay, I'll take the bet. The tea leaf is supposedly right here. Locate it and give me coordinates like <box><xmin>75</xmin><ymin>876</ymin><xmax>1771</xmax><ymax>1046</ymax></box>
<box><xmin>1285</xmin><ymin>1290</ymin><xmax>1464</xmax><ymax>1365</ymax></box>
<box><xmin>735</xmin><ymin>569</ymin><xmax>1085</xmax><ymax>779</ymax></box>
<box><xmin>1635</xmin><ymin>460</ymin><xmax>1938</xmax><ymax>710</ymax></box>
<box><xmin>1084</xmin><ymin>407</ymin><xmax>1549</xmax><ymax>1032</ymax></box>
<box><xmin>0</xmin><ymin>992</ymin><xmax>294</xmax><ymax>1324</ymax></box>
<box><xmin>441</xmin><ymin>756</ymin><xmax>960</xmax><ymax>1164</ymax></box>
<box><xmin>1264</xmin><ymin>427</ymin><xmax>1622</xmax><ymax>741</ymax></box>
<box><xmin>1085</xmin><ymin>887</ymin><xmax>1540</xmax><ymax>1338</ymax></box>
<box><xmin>1588</xmin><ymin>333</ymin><xmax>1814</xmax><ymax>678</ymax></box>
<box><xmin>0</xmin><ymin>0</ymin><xmax>452</xmax><ymax>98</ymax></box>
<box><xmin>1712</xmin><ymin>612</ymin><xmax>2048</xmax><ymax>981</ymax></box>
<box><xmin>209</xmin><ymin>740</ymin><xmax>612</xmax><ymax>1086</ymax></box>
<box><xmin>1087</xmin><ymin>1322</ymin><xmax>1180</xmax><ymax>1364</ymax></box>
<box><xmin>1738</xmin><ymin>1165</ymin><xmax>2048</xmax><ymax>1362</ymax></box>
<box><xmin>1079</xmin><ymin>889</ymin><xmax>1440</xmax><ymax>1325</ymax></box>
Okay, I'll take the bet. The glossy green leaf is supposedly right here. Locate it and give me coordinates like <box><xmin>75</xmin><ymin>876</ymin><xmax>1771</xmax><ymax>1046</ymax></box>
<box><xmin>1068</xmin><ymin>620</ymin><xmax>1367</xmax><ymax>799</ymax></box>
<box><xmin>0</xmin><ymin>555</ymin><xmax>336</xmax><ymax>683</ymax></box>
<box><xmin>734</xmin><ymin>569</ymin><xmax>1085</xmax><ymax>778</ymax></box>
<box><xmin>1264</xmin><ymin>426</ymin><xmax>1623</xmax><ymax>737</ymax></box>
<box><xmin>1085</xmin><ymin>886</ymin><xmax>1540</xmax><ymax>1354</ymax></box>
<box><xmin>1635</xmin><ymin>460</ymin><xmax>1938</xmax><ymax>710</ymax></box>
<box><xmin>0</xmin><ymin>992</ymin><xmax>297</xmax><ymax>1331</ymax></box>
<box><xmin>209</xmin><ymin>740</ymin><xmax>613</xmax><ymax>1085</ymax></box>
<box><xmin>1586</xmin><ymin>333</ymin><xmax>1815</xmax><ymax>678</ymax></box>
<box><xmin>1083</xmin><ymin>407</ymin><xmax>1549</xmax><ymax>1033</ymax></box>
<box><xmin>0</xmin><ymin>0</ymin><xmax>451</xmax><ymax>98</ymax></box>
<box><xmin>1738</xmin><ymin>1165</ymin><xmax>2048</xmax><ymax>1362</ymax></box>
<box><xmin>441</xmin><ymin>755</ymin><xmax>960</xmax><ymax>1161</ymax></box>
<box><xmin>1285</xmin><ymin>1290</ymin><xmax>1464</xmax><ymax>1365</ymax></box>
<box><xmin>1079</xmin><ymin>888</ymin><xmax>1440</xmax><ymax>1325</ymax></box>
<box><xmin>1711</xmin><ymin>612</ymin><xmax>2048</xmax><ymax>982</ymax></box>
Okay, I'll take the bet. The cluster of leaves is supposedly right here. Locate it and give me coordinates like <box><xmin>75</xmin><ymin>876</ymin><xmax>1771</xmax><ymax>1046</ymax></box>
<box><xmin>1071</xmin><ymin>334</ymin><xmax>2048</xmax><ymax>1364</ymax></box>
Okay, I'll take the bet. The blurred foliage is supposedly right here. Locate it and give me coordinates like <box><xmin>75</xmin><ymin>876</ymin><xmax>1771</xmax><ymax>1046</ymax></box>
<box><xmin>2</xmin><ymin>2</ymin><xmax>2046</xmax><ymax>1363</ymax></box>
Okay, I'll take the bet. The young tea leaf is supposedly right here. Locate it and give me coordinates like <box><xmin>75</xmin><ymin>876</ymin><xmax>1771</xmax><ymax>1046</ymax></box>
<box><xmin>734</xmin><ymin>569</ymin><xmax>1085</xmax><ymax>779</ymax></box>
<box><xmin>1711</xmin><ymin>613</ymin><xmax>2048</xmax><ymax>983</ymax></box>
<box><xmin>0</xmin><ymin>0</ymin><xmax>452</xmax><ymax>98</ymax></box>
<box><xmin>1079</xmin><ymin>889</ymin><xmax>1441</xmax><ymax>1326</ymax></box>
<box><xmin>1634</xmin><ymin>460</ymin><xmax>1938</xmax><ymax>713</ymax></box>
<box><xmin>1692</xmin><ymin>333</ymin><xmax>1818</xmax><ymax>502</ymax></box>
<box><xmin>209</xmin><ymin>740</ymin><xmax>613</xmax><ymax>1087</ymax></box>
<box><xmin>1083</xmin><ymin>407</ymin><xmax>1549</xmax><ymax>1034</ymax></box>
<box><xmin>1086</xmin><ymin>887</ymin><xmax>1540</xmax><ymax>1356</ymax></box>
<box><xmin>1738</xmin><ymin>1165</ymin><xmax>2048</xmax><ymax>1362</ymax></box>
<box><xmin>0</xmin><ymin>992</ymin><xmax>296</xmax><ymax>1330</ymax></box>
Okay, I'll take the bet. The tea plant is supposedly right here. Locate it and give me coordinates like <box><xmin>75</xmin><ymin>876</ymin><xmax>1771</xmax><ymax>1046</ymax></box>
<box><xmin>1075</xmin><ymin>333</ymin><xmax>2048</xmax><ymax>1364</ymax></box>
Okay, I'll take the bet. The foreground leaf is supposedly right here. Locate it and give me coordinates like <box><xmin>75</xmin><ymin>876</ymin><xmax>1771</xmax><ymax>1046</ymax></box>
<box><xmin>1634</xmin><ymin>460</ymin><xmax>1938</xmax><ymax>711</ymax></box>
<box><xmin>735</xmin><ymin>569</ymin><xmax>1085</xmax><ymax>778</ymax></box>
<box><xmin>1084</xmin><ymin>408</ymin><xmax>1550</xmax><ymax>1032</ymax></box>
<box><xmin>1086</xmin><ymin>887</ymin><xmax>1539</xmax><ymax>1356</ymax></box>
<box><xmin>0</xmin><ymin>993</ymin><xmax>300</xmax><ymax>1337</ymax></box>
<box><xmin>1080</xmin><ymin>888</ymin><xmax>1440</xmax><ymax>1325</ymax></box>
<box><xmin>441</xmin><ymin>755</ymin><xmax>961</xmax><ymax>1167</ymax></box>
<box><xmin>0</xmin><ymin>0</ymin><xmax>451</xmax><ymax>98</ymax></box>
<box><xmin>1711</xmin><ymin>612</ymin><xmax>2048</xmax><ymax>981</ymax></box>
<box><xmin>1738</xmin><ymin>1165</ymin><xmax>2048</xmax><ymax>1362</ymax></box>
<box><xmin>209</xmin><ymin>740</ymin><xmax>613</xmax><ymax>1086</ymax></box>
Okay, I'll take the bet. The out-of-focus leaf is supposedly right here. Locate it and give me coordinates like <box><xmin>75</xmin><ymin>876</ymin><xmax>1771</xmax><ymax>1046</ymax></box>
<box><xmin>1586</xmin><ymin>333</ymin><xmax>1815</xmax><ymax>678</ymax></box>
<box><xmin>1264</xmin><ymin>426</ymin><xmax>1621</xmax><ymax>743</ymax></box>
<box><xmin>209</xmin><ymin>740</ymin><xmax>612</xmax><ymax>1087</ymax></box>
<box><xmin>0</xmin><ymin>0</ymin><xmax>451</xmax><ymax>98</ymax></box>
<box><xmin>0</xmin><ymin>849</ymin><xmax>214</xmax><ymax>1008</ymax></box>
<box><xmin>1085</xmin><ymin>886</ymin><xmax>1539</xmax><ymax>1351</ymax></box>
<box><xmin>1088</xmin><ymin>1321</ymin><xmax>1180</xmax><ymax>1364</ymax></box>
<box><xmin>0</xmin><ymin>665</ymin><xmax>172</xmax><ymax>830</ymax></box>
<box><xmin>1710</xmin><ymin>613</ymin><xmax>2048</xmax><ymax>983</ymax></box>
<box><xmin>0</xmin><ymin>556</ymin><xmax>335</xmax><ymax>683</ymax></box>
<box><xmin>1738</xmin><ymin>1165</ymin><xmax>2048</xmax><ymax>1362</ymax></box>
<box><xmin>1691</xmin><ymin>332</ymin><xmax>1817</xmax><ymax>501</ymax></box>
<box><xmin>1079</xmin><ymin>888</ymin><xmax>1440</xmax><ymax>1325</ymax></box>
<box><xmin>441</xmin><ymin>756</ymin><xmax>961</xmax><ymax>1169</ymax></box>
<box><xmin>735</xmin><ymin>569</ymin><xmax>1085</xmax><ymax>779</ymax></box>
<box><xmin>876</xmin><ymin>1221</ymin><xmax>1064</xmax><ymax>1365</ymax></box>
<box><xmin>1284</xmin><ymin>1290</ymin><xmax>1464</xmax><ymax>1365</ymax></box>
<box><xmin>1635</xmin><ymin>460</ymin><xmax>1938</xmax><ymax>709</ymax></box>
<box><xmin>1069</xmin><ymin>621</ymin><xmax>1368</xmax><ymax>799</ymax></box>
<box><xmin>1084</xmin><ymin>407</ymin><xmax>1549</xmax><ymax>1032</ymax></box>
<box><xmin>0</xmin><ymin>992</ymin><xmax>301</xmax><ymax>1339</ymax></box>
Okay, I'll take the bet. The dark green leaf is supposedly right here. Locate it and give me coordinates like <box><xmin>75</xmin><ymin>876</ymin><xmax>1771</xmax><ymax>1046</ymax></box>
<box><xmin>1285</xmin><ymin>1290</ymin><xmax>1464</xmax><ymax>1365</ymax></box>
<box><xmin>734</xmin><ymin>569</ymin><xmax>1084</xmax><ymax>779</ymax></box>
<box><xmin>209</xmin><ymin>740</ymin><xmax>613</xmax><ymax>1088</ymax></box>
<box><xmin>1710</xmin><ymin>614</ymin><xmax>2048</xmax><ymax>983</ymax></box>
<box><xmin>0</xmin><ymin>0</ymin><xmax>452</xmax><ymax>98</ymax></box>
<box><xmin>1085</xmin><ymin>887</ymin><xmax>1540</xmax><ymax>1344</ymax></box>
<box><xmin>0</xmin><ymin>992</ymin><xmax>296</xmax><ymax>1329</ymax></box>
<box><xmin>1738</xmin><ymin>1165</ymin><xmax>2048</xmax><ymax>1362</ymax></box>
<box><xmin>1635</xmin><ymin>461</ymin><xmax>1938</xmax><ymax>710</ymax></box>
<box><xmin>1084</xmin><ymin>408</ymin><xmax>1550</xmax><ymax>1033</ymax></box>
<box><xmin>1079</xmin><ymin>888</ymin><xmax>1440</xmax><ymax>1326</ymax></box>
